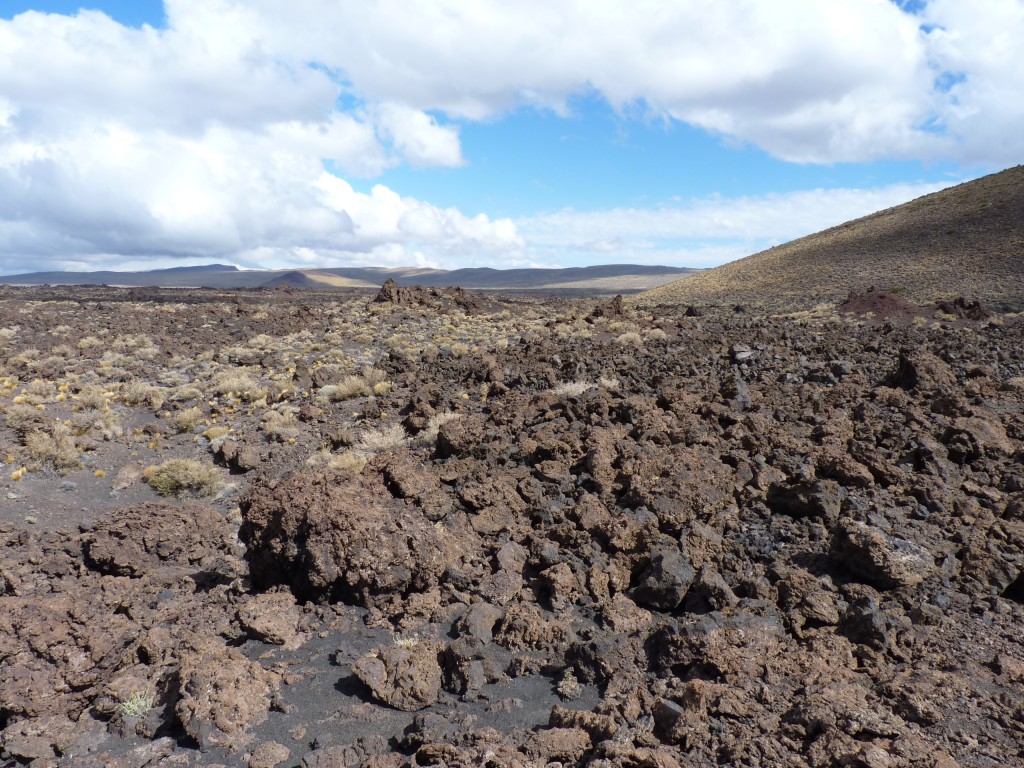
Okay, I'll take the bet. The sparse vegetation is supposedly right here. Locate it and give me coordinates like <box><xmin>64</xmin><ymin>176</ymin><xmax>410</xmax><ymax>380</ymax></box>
<box><xmin>119</xmin><ymin>691</ymin><xmax>155</xmax><ymax>718</ymax></box>
<box><xmin>353</xmin><ymin>424</ymin><xmax>408</xmax><ymax>455</ymax></box>
<box><xmin>23</xmin><ymin>422</ymin><xmax>81</xmax><ymax>472</ymax></box>
<box><xmin>144</xmin><ymin>459</ymin><xmax>222</xmax><ymax>498</ymax></box>
<box><xmin>174</xmin><ymin>406</ymin><xmax>204</xmax><ymax>434</ymax></box>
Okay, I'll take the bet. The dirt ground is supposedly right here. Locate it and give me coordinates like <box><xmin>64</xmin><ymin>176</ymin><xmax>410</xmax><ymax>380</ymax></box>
<box><xmin>1</xmin><ymin>284</ymin><xmax>1023</xmax><ymax>768</ymax></box>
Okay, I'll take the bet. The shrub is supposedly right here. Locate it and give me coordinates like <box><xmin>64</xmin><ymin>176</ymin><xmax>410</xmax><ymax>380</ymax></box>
<box><xmin>552</xmin><ymin>380</ymin><xmax>592</xmax><ymax>398</ymax></box>
<box><xmin>175</xmin><ymin>406</ymin><xmax>204</xmax><ymax>434</ymax></box>
<box><xmin>119</xmin><ymin>691</ymin><xmax>155</xmax><ymax>718</ymax></box>
<box><xmin>75</xmin><ymin>385</ymin><xmax>110</xmax><ymax>411</ymax></box>
<box><xmin>316</xmin><ymin>375</ymin><xmax>371</xmax><ymax>403</ymax></box>
<box><xmin>3</xmin><ymin>403</ymin><xmax>45</xmax><ymax>433</ymax></box>
<box><xmin>353</xmin><ymin>424</ymin><xmax>408</xmax><ymax>455</ymax></box>
<box><xmin>144</xmin><ymin>459</ymin><xmax>222</xmax><ymax>498</ymax></box>
<box><xmin>120</xmin><ymin>381</ymin><xmax>167</xmax><ymax>410</ymax></box>
<box><xmin>305</xmin><ymin>449</ymin><xmax>366</xmax><ymax>475</ymax></box>
<box><xmin>24</xmin><ymin>422</ymin><xmax>81</xmax><ymax>472</ymax></box>
<box><xmin>262</xmin><ymin>406</ymin><xmax>299</xmax><ymax>442</ymax></box>
<box><xmin>212</xmin><ymin>368</ymin><xmax>266</xmax><ymax>401</ymax></box>
<box><xmin>614</xmin><ymin>331</ymin><xmax>644</xmax><ymax>346</ymax></box>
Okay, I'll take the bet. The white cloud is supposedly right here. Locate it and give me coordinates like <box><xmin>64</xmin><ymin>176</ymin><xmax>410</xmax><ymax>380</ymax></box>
<box><xmin>0</xmin><ymin>1</ymin><xmax>1018</xmax><ymax>273</ymax></box>
<box><xmin>0</xmin><ymin>5</ymin><xmax>505</xmax><ymax>273</ymax></box>
<box><xmin>516</xmin><ymin>181</ymin><xmax>957</xmax><ymax>268</ymax></box>
<box><xmin>229</xmin><ymin>0</ymin><xmax>958</xmax><ymax>163</ymax></box>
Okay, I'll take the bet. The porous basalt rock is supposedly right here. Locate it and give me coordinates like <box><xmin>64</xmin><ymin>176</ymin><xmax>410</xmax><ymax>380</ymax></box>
<box><xmin>239</xmin><ymin>469</ymin><xmax>459</xmax><ymax>608</ymax></box>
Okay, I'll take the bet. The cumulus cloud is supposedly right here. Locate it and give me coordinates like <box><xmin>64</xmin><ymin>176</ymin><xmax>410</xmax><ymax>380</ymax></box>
<box><xmin>231</xmin><ymin>0</ymin><xmax>1002</xmax><ymax>163</ymax></box>
<box><xmin>0</xmin><ymin>1</ymin><xmax>1017</xmax><ymax>272</ymax></box>
<box><xmin>516</xmin><ymin>181</ymin><xmax>956</xmax><ymax>268</ymax></box>
<box><xmin>0</xmin><ymin>5</ymin><xmax>506</xmax><ymax>273</ymax></box>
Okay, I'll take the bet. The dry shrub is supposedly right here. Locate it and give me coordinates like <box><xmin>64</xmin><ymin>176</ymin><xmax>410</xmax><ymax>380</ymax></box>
<box><xmin>24</xmin><ymin>422</ymin><xmax>81</xmax><ymax>472</ymax></box>
<box><xmin>9</xmin><ymin>349</ymin><xmax>41</xmax><ymax>368</ymax></box>
<box><xmin>614</xmin><ymin>331</ymin><xmax>644</xmax><ymax>346</ymax></box>
<box><xmin>170</xmin><ymin>385</ymin><xmax>203</xmax><ymax>403</ymax></box>
<box><xmin>643</xmin><ymin>328</ymin><xmax>668</xmax><ymax>342</ymax></box>
<box><xmin>75</xmin><ymin>385</ymin><xmax>110</xmax><ymax>410</ymax></box>
<box><xmin>317</xmin><ymin>375</ymin><xmax>370</xmax><ymax>403</ymax></box>
<box><xmin>120</xmin><ymin>381</ymin><xmax>167</xmax><ymax>410</ymax></box>
<box><xmin>88</xmin><ymin>410</ymin><xmax>123</xmax><ymax>441</ymax></box>
<box><xmin>552</xmin><ymin>380</ymin><xmax>592</xmax><ymax>398</ymax></box>
<box><xmin>203</xmin><ymin>426</ymin><xmax>232</xmax><ymax>452</ymax></box>
<box><xmin>144</xmin><ymin>459</ymin><xmax>222</xmax><ymax>498</ymax></box>
<box><xmin>175</xmin><ymin>406</ymin><xmax>204</xmax><ymax>434</ymax></box>
<box><xmin>212</xmin><ymin>368</ymin><xmax>266</xmax><ymax>401</ymax></box>
<box><xmin>262</xmin><ymin>406</ymin><xmax>299</xmax><ymax>442</ymax></box>
<box><xmin>4</xmin><ymin>403</ymin><xmax>47</xmax><ymax>433</ymax></box>
<box><xmin>305</xmin><ymin>449</ymin><xmax>366</xmax><ymax>475</ymax></box>
<box><xmin>353</xmin><ymin>424</ymin><xmax>408</xmax><ymax>454</ymax></box>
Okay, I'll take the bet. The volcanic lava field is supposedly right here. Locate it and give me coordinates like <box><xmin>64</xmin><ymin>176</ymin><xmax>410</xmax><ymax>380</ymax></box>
<box><xmin>1</xmin><ymin>283</ymin><xmax>1023</xmax><ymax>768</ymax></box>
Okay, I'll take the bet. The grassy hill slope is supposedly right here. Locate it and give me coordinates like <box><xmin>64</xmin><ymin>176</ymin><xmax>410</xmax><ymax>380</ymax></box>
<box><xmin>639</xmin><ymin>166</ymin><xmax>1024</xmax><ymax>312</ymax></box>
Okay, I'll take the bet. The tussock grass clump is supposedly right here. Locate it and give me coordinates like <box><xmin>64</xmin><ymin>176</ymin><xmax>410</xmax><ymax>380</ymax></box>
<box><xmin>353</xmin><ymin>424</ymin><xmax>408</xmax><ymax>455</ymax></box>
<box><xmin>120</xmin><ymin>381</ymin><xmax>167</xmax><ymax>410</ymax></box>
<box><xmin>212</xmin><ymin>367</ymin><xmax>266</xmax><ymax>401</ymax></box>
<box><xmin>74</xmin><ymin>385</ymin><xmax>110</xmax><ymax>411</ymax></box>
<box><xmin>144</xmin><ymin>459</ymin><xmax>222</xmax><ymax>498</ymax></box>
<box><xmin>262</xmin><ymin>406</ymin><xmax>299</xmax><ymax>442</ymax></box>
<box><xmin>174</xmin><ymin>406</ymin><xmax>204</xmax><ymax>434</ymax></box>
<box><xmin>4</xmin><ymin>403</ymin><xmax>47</xmax><ymax>433</ymax></box>
<box><xmin>305</xmin><ymin>449</ymin><xmax>366</xmax><ymax>475</ymax></box>
<box><xmin>614</xmin><ymin>331</ymin><xmax>644</xmax><ymax>346</ymax></box>
<box><xmin>316</xmin><ymin>367</ymin><xmax>390</xmax><ymax>403</ymax></box>
<box><xmin>552</xmin><ymin>380</ymin><xmax>592</xmax><ymax>398</ymax></box>
<box><xmin>24</xmin><ymin>422</ymin><xmax>81</xmax><ymax>472</ymax></box>
<box><xmin>170</xmin><ymin>385</ymin><xmax>203</xmax><ymax>403</ymax></box>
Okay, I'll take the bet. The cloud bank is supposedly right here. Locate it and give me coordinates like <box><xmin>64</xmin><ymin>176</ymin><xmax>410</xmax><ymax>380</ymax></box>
<box><xmin>0</xmin><ymin>1</ymin><xmax>1019</xmax><ymax>272</ymax></box>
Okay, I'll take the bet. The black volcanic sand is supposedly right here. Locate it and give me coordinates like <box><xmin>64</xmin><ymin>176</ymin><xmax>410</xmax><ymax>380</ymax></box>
<box><xmin>1</xmin><ymin>285</ymin><xmax>1024</xmax><ymax>768</ymax></box>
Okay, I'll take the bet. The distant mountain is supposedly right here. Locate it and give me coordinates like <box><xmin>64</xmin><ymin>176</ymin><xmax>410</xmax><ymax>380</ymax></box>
<box><xmin>0</xmin><ymin>263</ymin><xmax>698</xmax><ymax>295</ymax></box>
<box><xmin>639</xmin><ymin>165</ymin><xmax>1024</xmax><ymax>312</ymax></box>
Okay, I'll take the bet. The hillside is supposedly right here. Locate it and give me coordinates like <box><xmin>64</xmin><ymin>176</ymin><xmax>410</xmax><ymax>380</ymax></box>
<box><xmin>639</xmin><ymin>165</ymin><xmax>1024</xmax><ymax>312</ymax></box>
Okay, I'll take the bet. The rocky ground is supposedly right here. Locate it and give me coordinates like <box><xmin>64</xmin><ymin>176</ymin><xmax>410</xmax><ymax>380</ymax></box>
<box><xmin>1</xmin><ymin>284</ymin><xmax>1023</xmax><ymax>768</ymax></box>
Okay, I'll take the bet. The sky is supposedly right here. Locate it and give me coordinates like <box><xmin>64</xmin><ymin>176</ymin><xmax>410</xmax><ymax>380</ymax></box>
<box><xmin>0</xmin><ymin>0</ymin><xmax>1021</xmax><ymax>274</ymax></box>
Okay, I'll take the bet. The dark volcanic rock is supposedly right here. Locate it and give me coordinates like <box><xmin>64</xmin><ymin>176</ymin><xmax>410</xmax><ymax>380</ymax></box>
<box><xmin>830</xmin><ymin>520</ymin><xmax>934</xmax><ymax>590</ymax></box>
<box><xmin>352</xmin><ymin>642</ymin><xmax>442</xmax><ymax>711</ymax></box>
<box><xmin>630</xmin><ymin>547</ymin><xmax>696</xmax><ymax>610</ymax></box>
<box><xmin>239</xmin><ymin>469</ymin><xmax>460</xmax><ymax>609</ymax></box>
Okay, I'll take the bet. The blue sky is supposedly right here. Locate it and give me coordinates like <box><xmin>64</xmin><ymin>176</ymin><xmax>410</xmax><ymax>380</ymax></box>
<box><xmin>0</xmin><ymin>1</ymin><xmax>1020</xmax><ymax>273</ymax></box>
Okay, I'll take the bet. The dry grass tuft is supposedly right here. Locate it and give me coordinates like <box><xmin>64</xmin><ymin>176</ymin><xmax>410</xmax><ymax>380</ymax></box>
<box><xmin>353</xmin><ymin>424</ymin><xmax>408</xmax><ymax>455</ymax></box>
<box><xmin>174</xmin><ymin>406</ymin><xmax>204</xmax><ymax>434</ymax></box>
<box><xmin>305</xmin><ymin>449</ymin><xmax>367</xmax><ymax>475</ymax></box>
<box><xmin>144</xmin><ymin>459</ymin><xmax>222</xmax><ymax>498</ymax></box>
<box><xmin>24</xmin><ymin>422</ymin><xmax>81</xmax><ymax>472</ymax></box>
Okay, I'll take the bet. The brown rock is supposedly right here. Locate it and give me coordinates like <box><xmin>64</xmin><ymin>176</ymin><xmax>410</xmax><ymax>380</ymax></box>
<box><xmin>831</xmin><ymin>521</ymin><xmax>934</xmax><ymax>590</ymax></box>
<box><xmin>248</xmin><ymin>741</ymin><xmax>290</xmax><ymax>768</ymax></box>
<box><xmin>175</xmin><ymin>638</ymin><xmax>275</xmax><ymax>746</ymax></box>
<box><xmin>237</xmin><ymin>592</ymin><xmax>302</xmax><ymax>649</ymax></box>
<box><xmin>240</xmin><ymin>471</ymin><xmax>458</xmax><ymax>610</ymax></box>
<box><xmin>352</xmin><ymin>642</ymin><xmax>442</xmax><ymax>711</ymax></box>
<box><xmin>83</xmin><ymin>502</ymin><xmax>240</xmax><ymax>577</ymax></box>
<box><xmin>525</xmin><ymin>727</ymin><xmax>592</xmax><ymax>762</ymax></box>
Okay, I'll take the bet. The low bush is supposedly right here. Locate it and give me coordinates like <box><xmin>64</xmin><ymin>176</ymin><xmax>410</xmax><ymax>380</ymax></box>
<box><xmin>144</xmin><ymin>459</ymin><xmax>222</xmax><ymax>498</ymax></box>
